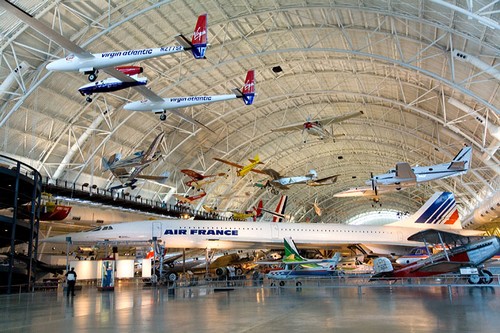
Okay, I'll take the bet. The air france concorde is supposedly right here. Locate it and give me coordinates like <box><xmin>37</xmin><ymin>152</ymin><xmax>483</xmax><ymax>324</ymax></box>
<box><xmin>44</xmin><ymin>192</ymin><xmax>483</xmax><ymax>250</ymax></box>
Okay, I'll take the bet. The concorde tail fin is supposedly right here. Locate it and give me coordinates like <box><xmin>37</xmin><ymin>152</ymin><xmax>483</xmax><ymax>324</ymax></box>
<box><xmin>388</xmin><ymin>192</ymin><xmax>461</xmax><ymax>229</ymax></box>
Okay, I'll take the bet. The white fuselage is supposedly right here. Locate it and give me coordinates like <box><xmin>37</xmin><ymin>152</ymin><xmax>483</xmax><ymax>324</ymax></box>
<box><xmin>275</xmin><ymin>175</ymin><xmax>314</xmax><ymax>186</ymax></box>
<box><xmin>44</xmin><ymin>219</ymin><xmax>454</xmax><ymax>250</ymax></box>
<box><xmin>369</xmin><ymin>162</ymin><xmax>468</xmax><ymax>187</ymax></box>
<box><xmin>123</xmin><ymin>94</ymin><xmax>239</xmax><ymax>111</ymax></box>
<box><xmin>46</xmin><ymin>46</ymin><xmax>185</xmax><ymax>72</ymax></box>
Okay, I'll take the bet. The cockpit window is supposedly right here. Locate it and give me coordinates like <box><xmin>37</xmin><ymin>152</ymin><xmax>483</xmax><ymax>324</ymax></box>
<box><xmin>87</xmin><ymin>227</ymin><xmax>102</xmax><ymax>232</ymax></box>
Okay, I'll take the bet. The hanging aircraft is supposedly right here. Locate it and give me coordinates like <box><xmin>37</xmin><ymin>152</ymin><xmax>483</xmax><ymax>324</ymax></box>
<box><xmin>102</xmin><ymin>132</ymin><xmax>170</xmax><ymax>190</ymax></box>
<box><xmin>173</xmin><ymin>192</ymin><xmax>207</xmax><ymax>205</ymax></box>
<box><xmin>0</xmin><ymin>2</ymin><xmax>208</xmax><ymax>82</ymax></box>
<box><xmin>180</xmin><ymin>169</ymin><xmax>227</xmax><ymax>191</ymax></box>
<box><xmin>371</xmin><ymin>229</ymin><xmax>500</xmax><ymax>284</ymax></box>
<box><xmin>313</xmin><ymin>198</ymin><xmax>322</xmax><ymax>217</ymax></box>
<box><xmin>271</xmin><ymin>110</ymin><xmax>364</xmax><ymax>143</ymax></box>
<box><xmin>214</xmin><ymin>154</ymin><xmax>266</xmax><ymax>177</ymax></box>
<box><xmin>263</xmin><ymin>237</ymin><xmax>342</xmax><ymax>286</ymax></box>
<box><xmin>102</xmin><ymin>132</ymin><xmax>165</xmax><ymax>171</ymax></box>
<box><xmin>334</xmin><ymin>146</ymin><xmax>473</xmax><ymax>203</ymax></box>
<box><xmin>332</xmin><ymin>186</ymin><xmax>393</xmax><ymax>207</ymax></box>
<box><xmin>43</xmin><ymin>192</ymin><xmax>484</xmax><ymax>258</ymax></box>
<box><xmin>78</xmin><ymin>66</ymin><xmax>147</xmax><ymax>102</ymax></box>
<box><xmin>0</xmin><ymin>2</ymin><xmax>212</xmax><ymax>127</ymax></box>
<box><xmin>257</xmin><ymin>169</ymin><xmax>339</xmax><ymax>194</ymax></box>
<box><xmin>123</xmin><ymin>69</ymin><xmax>255</xmax><ymax>121</ymax></box>
<box><xmin>368</xmin><ymin>146</ymin><xmax>472</xmax><ymax>192</ymax></box>
<box><xmin>230</xmin><ymin>200</ymin><xmax>263</xmax><ymax>221</ymax></box>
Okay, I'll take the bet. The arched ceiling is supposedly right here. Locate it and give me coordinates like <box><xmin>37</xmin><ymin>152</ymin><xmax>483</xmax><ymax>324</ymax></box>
<box><xmin>0</xmin><ymin>0</ymin><xmax>498</xmax><ymax>225</ymax></box>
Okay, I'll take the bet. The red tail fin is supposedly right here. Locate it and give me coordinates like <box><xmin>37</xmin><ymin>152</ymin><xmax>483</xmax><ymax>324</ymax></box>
<box><xmin>191</xmin><ymin>14</ymin><xmax>207</xmax><ymax>59</ymax></box>
<box><xmin>253</xmin><ymin>200</ymin><xmax>263</xmax><ymax>221</ymax></box>
<box><xmin>242</xmin><ymin>70</ymin><xmax>255</xmax><ymax>105</ymax></box>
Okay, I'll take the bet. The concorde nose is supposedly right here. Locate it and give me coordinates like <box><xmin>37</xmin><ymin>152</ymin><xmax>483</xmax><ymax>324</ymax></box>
<box><xmin>40</xmin><ymin>234</ymin><xmax>71</xmax><ymax>243</ymax></box>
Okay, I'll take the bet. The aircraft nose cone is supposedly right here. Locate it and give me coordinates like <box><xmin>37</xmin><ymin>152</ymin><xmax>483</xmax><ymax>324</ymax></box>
<box><xmin>40</xmin><ymin>235</ymin><xmax>69</xmax><ymax>243</ymax></box>
<box><xmin>46</xmin><ymin>61</ymin><xmax>57</xmax><ymax>71</ymax></box>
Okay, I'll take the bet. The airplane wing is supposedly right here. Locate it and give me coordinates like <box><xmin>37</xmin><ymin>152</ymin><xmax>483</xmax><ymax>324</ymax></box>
<box><xmin>333</xmin><ymin>187</ymin><xmax>377</xmax><ymax>197</ymax></box>
<box><xmin>407</xmin><ymin>228</ymin><xmax>481</xmax><ymax>244</ymax></box>
<box><xmin>317</xmin><ymin>110</ymin><xmax>364</xmax><ymax>126</ymax></box>
<box><xmin>0</xmin><ymin>1</ymin><xmax>94</xmax><ymax>59</ymax></box>
<box><xmin>395</xmin><ymin>162</ymin><xmax>416</xmax><ymax>180</ymax></box>
<box><xmin>411</xmin><ymin>261</ymin><xmax>466</xmax><ymax>273</ymax></box>
<box><xmin>213</xmin><ymin>157</ymin><xmax>244</xmax><ymax>169</ymax></box>
<box><xmin>109</xmin><ymin>167</ymin><xmax>129</xmax><ymax>178</ymax></box>
<box><xmin>271</xmin><ymin>123</ymin><xmax>305</xmax><ymax>132</ymax></box>
<box><xmin>307</xmin><ymin>174</ymin><xmax>339</xmax><ymax>186</ymax></box>
<box><xmin>270</xmin><ymin>182</ymin><xmax>290</xmax><ymax>190</ymax></box>
<box><xmin>136</xmin><ymin>174</ymin><xmax>169</xmax><ymax>181</ymax></box>
<box><xmin>262</xmin><ymin>168</ymin><xmax>282</xmax><ymax>179</ymax></box>
<box><xmin>180</xmin><ymin>169</ymin><xmax>204</xmax><ymax>180</ymax></box>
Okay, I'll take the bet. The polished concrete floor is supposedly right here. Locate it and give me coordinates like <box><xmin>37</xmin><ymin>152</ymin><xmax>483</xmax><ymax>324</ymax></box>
<box><xmin>0</xmin><ymin>283</ymin><xmax>499</xmax><ymax>333</ymax></box>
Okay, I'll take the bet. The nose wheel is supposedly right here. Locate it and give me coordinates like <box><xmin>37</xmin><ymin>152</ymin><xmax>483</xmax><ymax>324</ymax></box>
<box><xmin>159</xmin><ymin>114</ymin><xmax>167</xmax><ymax>121</ymax></box>
<box><xmin>85</xmin><ymin>96</ymin><xmax>93</xmax><ymax>103</ymax></box>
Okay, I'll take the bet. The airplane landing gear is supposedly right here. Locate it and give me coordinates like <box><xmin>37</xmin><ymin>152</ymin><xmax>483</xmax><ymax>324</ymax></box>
<box><xmin>279</xmin><ymin>281</ymin><xmax>285</xmax><ymax>286</ymax></box>
<box><xmin>160</xmin><ymin>114</ymin><xmax>167</xmax><ymax>121</ymax></box>
<box><xmin>88</xmin><ymin>70</ymin><xmax>98</xmax><ymax>82</ymax></box>
<box><xmin>85</xmin><ymin>96</ymin><xmax>92</xmax><ymax>103</ymax></box>
<box><xmin>480</xmin><ymin>269</ymin><xmax>493</xmax><ymax>284</ymax></box>
<box><xmin>468</xmin><ymin>269</ymin><xmax>493</xmax><ymax>284</ymax></box>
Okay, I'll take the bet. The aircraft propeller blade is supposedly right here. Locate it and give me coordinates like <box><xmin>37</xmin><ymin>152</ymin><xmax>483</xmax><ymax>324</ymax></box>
<box><xmin>370</xmin><ymin>172</ymin><xmax>378</xmax><ymax>196</ymax></box>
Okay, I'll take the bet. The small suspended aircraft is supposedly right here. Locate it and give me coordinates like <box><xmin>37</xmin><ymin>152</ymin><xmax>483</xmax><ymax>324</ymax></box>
<box><xmin>0</xmin><ymin>2</ymin><xmax>213</xmax><ymax>127</ymax></box>
<box><xmin>213</xmin><ymin>154</ymin><xmax>266</xmax><ymax>177</ymax></box>
<box><xmin>203</xmin><ymin>200</ymin><xmax>263</xmax><ymax>221</ymax></box>
<box><xmin>180</xmin><ymin>169</ymin><xmax>227</xmax><ymax>191</ymax></box>
<box><xmin>271</xmin><ymin>110</ymin><xmax>364</xmax><ymax>143</ymax></box>
<box><xmin>173</xmin><ymin>192</ymin><xmax>207</xmax><ymax>205</ymax></box>
<box><xmin>230</xmin><ymin>200</ymin><xmax>263</xmax><ymax>221</ymax></box>
<box><xmin>368</xmin><ymin>146</ymin><xmax>472</xmax><ymax>192</ymax></box>
<box><xmin>103</xmin><ymin>132</ymin><xmax>169</xmax><ymax>190</ymax></box>
<box><xmin>256</xmin><ymin>169</ymin><xmax>339</xmax><ymax>194</ymax></box>
<box><xmin>78</xmin><ymin>66</ymin><xmax>147</xmax><ymax>103</ymax></box>
<box><xmin>0</xmin><ymin>2</ymin><xmax>208</xmax><ymax>82</ymax></box>
<box><xmin>123</xmin><ymin>69</ymin><xmax>255</xmax><ymax>122</ymax></box>
<box><xmin>335</xmin><ymin>146</ymin><xmax>473</xmax><ymax>204</ymax></box>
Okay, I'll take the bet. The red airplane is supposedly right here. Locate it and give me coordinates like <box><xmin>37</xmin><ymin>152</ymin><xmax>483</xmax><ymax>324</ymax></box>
<box><xmin>180</xmin><ymin>169</ymin><xmax>227</xmax><ymax>191</ymax></box>
<box><xmin>371</xmin><ymin>229</ymin><xmax>500</xmax><ymax>284</ymax></box>
<box><xmin>173</xmin><ymin>192</ymin><xmax>207</xmax><ymax>205</ymax></box>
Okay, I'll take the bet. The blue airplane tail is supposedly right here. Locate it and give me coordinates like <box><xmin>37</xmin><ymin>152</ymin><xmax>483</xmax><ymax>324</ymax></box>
<box><xmin>388</xmin><ymin>192</ymin><xmax>461</xmax><ymax>229</ymax></box>
<box><xmin>102</xmin><ymin>153</ymin><xmax>121</xmax><ymax>171</ymax></box>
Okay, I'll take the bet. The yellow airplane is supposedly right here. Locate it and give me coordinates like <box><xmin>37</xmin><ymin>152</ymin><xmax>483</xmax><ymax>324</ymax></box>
<box><xmin>231</xmin><ymin>200</ymin><xmax>263</xmax><ymax>221</ymax></box>
<box><xmin>213</xmin><ymin>154</ymin><xmax>266</xmax><ymax>177</ymax></box>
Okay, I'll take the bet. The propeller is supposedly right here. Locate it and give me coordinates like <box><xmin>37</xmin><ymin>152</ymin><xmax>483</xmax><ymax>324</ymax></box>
<box><xmin>370</xmin><ymin>172</ymin><xmax>378</xmax><ymax>196</ymax></box>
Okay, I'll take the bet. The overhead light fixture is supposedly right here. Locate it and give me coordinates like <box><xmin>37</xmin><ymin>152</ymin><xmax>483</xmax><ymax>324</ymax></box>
<box><xmin>272</xmin><ymin>66</ymin><xmax>283</xmax><ymax>73</ymax></box>
<box><xmin>448</xmin><ymin>97</ymin><xmax>500</xmax><ymax>141</ymax></box>
<box><xmin>452</xmin><ymin>50</ymin><xmax>500</xmax><ymax>81</ymax></box>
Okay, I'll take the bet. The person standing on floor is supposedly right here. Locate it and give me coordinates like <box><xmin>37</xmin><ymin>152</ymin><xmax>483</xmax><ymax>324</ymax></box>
<box><xmin>65</xmin><ymin>267</ymin><xmax>77</xmax><ymax>296</ymax></box>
